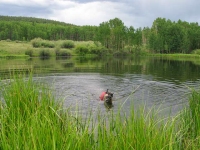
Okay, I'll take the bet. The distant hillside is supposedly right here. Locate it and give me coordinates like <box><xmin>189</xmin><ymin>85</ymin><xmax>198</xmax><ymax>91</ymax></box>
<box><xmin>0</xmin><ymin>15</ymin><xmax>97</xmax><ymax>41</ymax></box>
<box><xmin>0</xmin><ymin>15</ymin><xmax>75</xmax><ymax>26</ymax></box>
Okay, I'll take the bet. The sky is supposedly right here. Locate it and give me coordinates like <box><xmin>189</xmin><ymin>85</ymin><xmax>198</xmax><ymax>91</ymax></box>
<box><xmin>0</xmin><ymin>0</ymin><xmax>200</xmax><ymax>28</ymax></box>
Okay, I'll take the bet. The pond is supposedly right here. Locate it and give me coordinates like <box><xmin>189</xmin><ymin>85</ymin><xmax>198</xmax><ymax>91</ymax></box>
<box><xmin>1</xmin><ymin>56</ymin><xmax>200</xmax><ymax>116</ymax></box>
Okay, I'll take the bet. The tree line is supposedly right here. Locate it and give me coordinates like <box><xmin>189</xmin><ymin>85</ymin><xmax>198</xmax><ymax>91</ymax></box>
<box><xmin>0</xmin><ymin>16</ymin><xmax>97</xmax><ymax>41</ymax></box>
<box><xmin>147</xmin><ymin>18</ymin><xmax>200</xmax><ymax>53</ymax></box>
<box><xmin>0</xmin><ymin>16</ymin><xmax>200</xmax><ymax>53</ymax></box>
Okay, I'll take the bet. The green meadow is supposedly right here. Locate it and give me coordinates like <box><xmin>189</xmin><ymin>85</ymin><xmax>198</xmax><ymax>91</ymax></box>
<box><xmin>0</xmin><ymin>39</ymin><xmax>109</xmax><ymax>58</ymax></box>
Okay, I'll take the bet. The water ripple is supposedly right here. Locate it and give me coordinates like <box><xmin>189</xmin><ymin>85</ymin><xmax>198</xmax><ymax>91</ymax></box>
<box><xmin>33</xmin><ymin>72</ymin><xmax>200</xmax><ymax>117</ymax></box>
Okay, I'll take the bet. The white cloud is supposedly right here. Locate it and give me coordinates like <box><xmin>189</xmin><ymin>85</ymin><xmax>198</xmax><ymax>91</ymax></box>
<box><xmin>49</xmin><ymin>1</ymin><xmax>126</xmax><ymax>26</ymax></box>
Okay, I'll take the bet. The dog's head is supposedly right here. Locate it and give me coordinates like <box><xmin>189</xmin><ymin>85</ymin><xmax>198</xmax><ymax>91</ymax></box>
<box><xmin>104</xmin><ymin>92</ymin><xmax>113</xmax><ymax>104</ymax></box>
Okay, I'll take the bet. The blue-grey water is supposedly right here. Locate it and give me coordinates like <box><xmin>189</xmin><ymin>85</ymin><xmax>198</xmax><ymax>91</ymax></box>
<box><xmin>1</xmin><ymin>56</ymin><xmax>200</xmax><ymax>116</ymax></box>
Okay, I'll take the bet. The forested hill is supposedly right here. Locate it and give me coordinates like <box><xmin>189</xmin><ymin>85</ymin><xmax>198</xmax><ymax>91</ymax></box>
<box><xmin>0</xmin><ymin>16</ymin><xmax>74</xmax><ymax>26</ymax></box>
<box><xmin>0</xmin><ymin>15</ymin><xmax>98</xmax><ymax>41</ymax></box>
<box><xmin>1</xmin><ymin>15</ymin><xmax>200</xmax><ymax>54</ymax></box>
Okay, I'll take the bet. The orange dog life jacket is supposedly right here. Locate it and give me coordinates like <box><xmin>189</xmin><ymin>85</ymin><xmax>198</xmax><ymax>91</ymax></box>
<box><xmin>99</xmin><ymin>91</ymin><xmax>106</xmax><ymax>101</ymax></box>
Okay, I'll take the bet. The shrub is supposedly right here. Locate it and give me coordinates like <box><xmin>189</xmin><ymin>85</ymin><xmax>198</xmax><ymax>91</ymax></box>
<box><xmin>6</xmin><ymin>39</ymin><xmax>11</xmax><ymax>42</ymax></box>
<box><xmin>59</xmin><ymin>50</ymin><xmax>71</xmax><ymax>57</ymax></box>
<box><xmin>192</xmin><ymin>49</ymin><xmax>200</xmax><ymax>55</ymax></box>
<box><xmin>55</xmin><ymin>47</ymin><xmax>61</xmax><ymax>56</ymax></box>
<box><xmin>113</xmin><ymin>51</ymin><xmax>128</xmax><ymax>57</ymax></box>
<box><xmin>75</xmin><ymin>45</ymin><xmax>89</xmax><ymax>56</ymax></box>
<box><xmin>39</xmin><ymin>49</ymin><xmax>51</xmax><ymax>58</ymax></box>
<box><xmin>134</xmin><ymin>46</ymin><xmax>141</xmax><ymax>55</ymax></box>
<box><xmin>25</xmin><ymin>49</ymin><xmax>33</xmax><ymax>57</ymax></box>
<box><xmin>94</xmin><ymin>41</ymin><xmax>101</xmax><ymax>47</ymax></box>
<box><xmin>55</xmin><ymin>50</ymin><xmax>71</xmax><ymax>57</ymax></box>
<box><xmin>41</xmin><ymin>41</ymin><xmax>55</xmax><ymax>48</ymax></box>
<box><xmin>61</xmin><ymin>40</ymin><xmax>75</xmax><ymax>49</ymax></box>
<box><xmin>89</xmin><ymin>46</ymin><xmax>101</xmax><ymax>55</ymax></box>
<box><xmin>124</xmin><ymin>45</ymin><xmax>134</xmax><ymax>53</ymax></box>
<box><xmin>31</xmin><ymin>38</ymin><xmax>55</xmax><ymax>48</ymax></box>
<box><xmin>15</xmin><ymin>40</ymin><xmax>22</xmax><ymax>43</ymax></box>
<box><xmin>89</xmin><ymin>46</ymin><xmax>109</xmax><ymax>56</ymax></box>
<box><xmin>31</xmin><ymin>38</ymin><xmax>43</xmax><ymax>48</ymax></box>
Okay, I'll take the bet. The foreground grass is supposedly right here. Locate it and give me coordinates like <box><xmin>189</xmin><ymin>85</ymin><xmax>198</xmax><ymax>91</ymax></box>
<box><xmin>0</xmin><ymin>74</ymin><xmax>200</xmax><ymax>149</ymax></box>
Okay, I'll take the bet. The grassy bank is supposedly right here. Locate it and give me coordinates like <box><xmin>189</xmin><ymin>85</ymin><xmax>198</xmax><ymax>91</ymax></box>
<box><xmin>0</xmin><ymin>74</ymin><xmax>200</xmax><ymax>149</ymax></box>
<box><xmin>150</xmin><ymin>53</ymin><xmax>200</xmax><ymax>65</ymax></box>
<box><xmin>151</xmin><ymin>53</ymin><xmax>200</xmax><ymax>59</ymax></box>
<box><xmin>0</xmin><ymin>39</ymin><xmax>150</xmax><ymax>58</ymax></box>
<box><xmin>0</xmin><ymin>55</ymin><xmax>29</xmax><ymax>59</ymax></box>
<box><xmin>2</xmin><ymin>39</ymin><xmax>200</xmax><ymax>59</ymax></box>
<box><xmin>0</xmin><ymin>39</ymin><xmax>108</xmax><ymax>58</ymax></box>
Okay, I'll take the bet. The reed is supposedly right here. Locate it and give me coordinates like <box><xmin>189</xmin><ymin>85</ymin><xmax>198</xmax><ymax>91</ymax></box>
<box><xmin>0</xmin><ymin>74</ymin><xmax>68</xmax><ymax>149</ymax></box>
<box><xmin>92</xmin><ymin>106</ymin><xmax>181</xmax><ymax>150</ymax></box>
<box><xmin>178</xmin><ymin>89</ymin><xmax>200</xmax><ymax>149</ymax></box>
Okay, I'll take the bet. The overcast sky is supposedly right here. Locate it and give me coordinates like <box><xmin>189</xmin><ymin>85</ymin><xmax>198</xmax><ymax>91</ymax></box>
<box><xmin>0</xmin><ymin>0</ymin><xmax>199</xmax><ymax>28</ymax></box>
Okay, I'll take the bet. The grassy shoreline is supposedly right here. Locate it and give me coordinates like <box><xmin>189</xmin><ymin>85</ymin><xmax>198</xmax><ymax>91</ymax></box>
<box><xmin>0</xmin><ymin>54</ymin><xmax>29</xmax><ymax>58</ymax></box>
<box><xmin>0</xmin><ymin>73</ymin><xmax>200</xmax><ymax>149</ymax></box>
<box><xmin>2</xmin><ymin>39</ymin><xmax>200</xmax><ymax>59</ymax></box>
<box><xmin>0</xmin><ymin>39</ymin><xmax>106</xmax><ymax>58</ymax></box>
<box><xmin>151</xmin><ymin>53</ymin><xmax>200</xmax><ymax>58</ymax></box>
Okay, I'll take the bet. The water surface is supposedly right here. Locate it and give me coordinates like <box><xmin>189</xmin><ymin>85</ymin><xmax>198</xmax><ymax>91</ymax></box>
<box><xmin>1</xmin><ymin>56</ymin><xmax>200</xmax><ymax>116</ymax></box>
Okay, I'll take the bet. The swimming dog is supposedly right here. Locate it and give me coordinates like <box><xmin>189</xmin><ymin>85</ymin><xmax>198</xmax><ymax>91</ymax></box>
<box><xmin>100</xmin><ymin>89</ymin><xmax>114</xmax><ymax>108</ymax></box>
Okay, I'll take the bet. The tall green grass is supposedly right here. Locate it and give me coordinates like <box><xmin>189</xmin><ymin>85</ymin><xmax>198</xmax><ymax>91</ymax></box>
<box><xmin>178</xmin><ymin>90</ymin><xmax>200</xmax><ymax>149</ymax></box>
<box><xmin>0</xmin><ymin>74</ymin><xmax>69</xmax><ymax>149</ymax></box>
<box><xmin>0</xmin><ymin>73</ymin><xmax>200</xmax><ymax>149</ymax></box>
